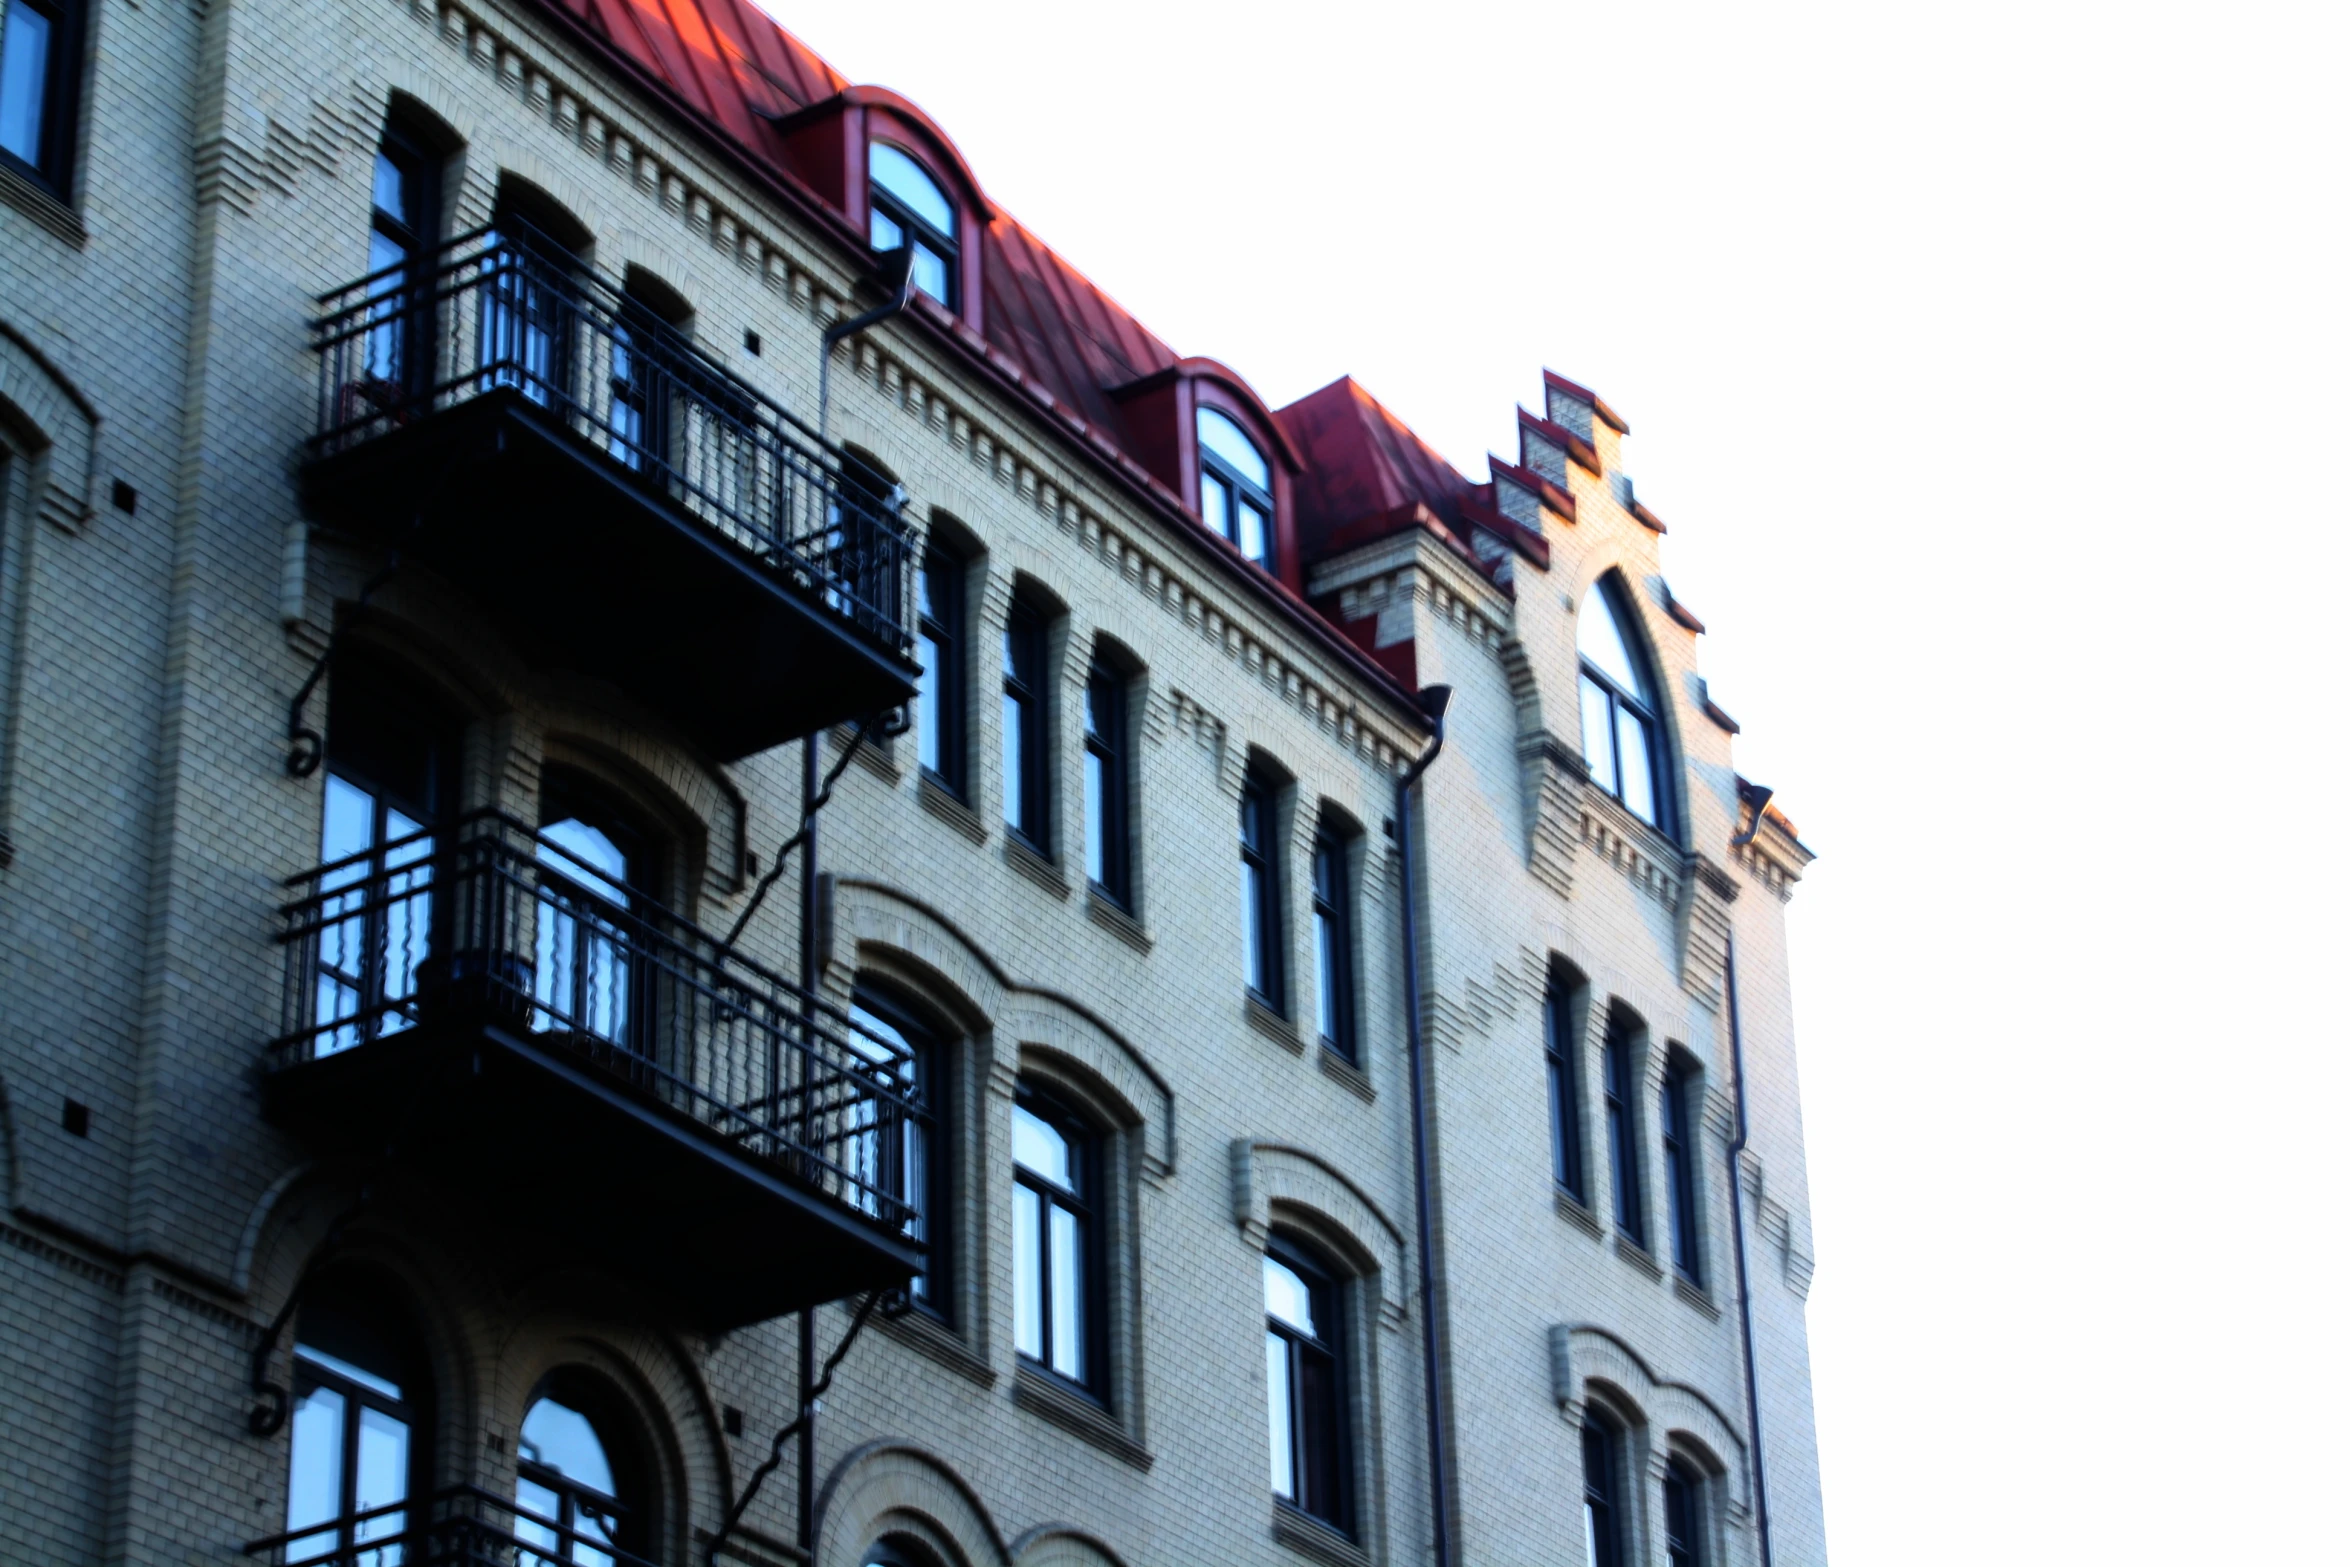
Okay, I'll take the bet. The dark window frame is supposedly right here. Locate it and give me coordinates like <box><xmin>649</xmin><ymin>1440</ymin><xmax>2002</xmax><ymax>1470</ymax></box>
<box><xmin>1578</xmin><ymin>575</ymin><xmax>1674</xmax><ymax>837</ymax></box>
<box><xmin>514</xmin><ymin>1377</ymin><xmax>646</xmax><ymax>1564</ymax></box>
<box><xmin>916</xmin><ymin>546</ymin><xmax>968</xmax><ymax>796</ymax></box>
<box><xmin>363</xmin><ymin>126</ymin><xmax>442</xmax><ymax>401</ymax></box>
<box><xmin>866</xmin><ymin>138</ymin><xmax>960</xmax><ymax>312</ymax></box>
<box><xmin>0</xmin><ymin>0</ymin><xmax>86</xmax><ymax>199</ymax></box>
<box><xmin>1603</xmin><ymin>1018</ymin><xmax>1645</xmax><ymax>1246</ymax></box>
<box><xmin>1546</xmin><ymin>978</ymin><xmax>1588</xmax><ymax>1203</ymax></box>
<box><xmin>1661</xmin><ymin>1057</ymin><xmax>1703</xmax><ymax>1284</ymax></box>
<box><xmin>849</xmin><ymin>985</ymin><xmax>948</xmax><ymax>1316</ymax></box>
<box><xmin>1011</xmin><ymin>1083</ymin><xmax>1104</xmax><ymax>1393</ymax></box>
<box><xmin>534</xmin><ymin>768</ymin><xmax>665</xmax><ymax>1058</ymax></box>
<box><xmin>1001</xmin><ymin>598</ymin><xmax>1048</xmax><ymax>849</ymax></box>
<box><xmin>283</xmin><ymin>1289</ymin><xmax>429</xmax><ymax>1564</ymax></box>
<box><xmin>1240</xmin><ymin>770</ymin><xmax>1283</xmax><ymax>1011</ymax></box>
<box><xmin>1663</xmin><ymin>1456</ymin><xmax>1705</xmax><ymax>1567</ymax></box>
<box><xmin>1583</xmin><ymin>1415</ymin><xmax>1625</xmax><ymax>1567</ymax></box>
<box><xmin>1083</xmin><ymin>660</ymin><xmax>1131</xmax><ymax>906</ymax></box>
<box><xmin>1196</xmin><ymin>404</ymin><xmax>1276</xmax><ymax>572</ymax></box>
<box><xmin>1265</xmin><ymin>1237</ymin><xmax>1352</xmax><ymax>1535</ymax></box>
<box><xmin>1310</xmin><ymin>829</ymin><xmax>1355</xmax><ymax>1061</ymax></box>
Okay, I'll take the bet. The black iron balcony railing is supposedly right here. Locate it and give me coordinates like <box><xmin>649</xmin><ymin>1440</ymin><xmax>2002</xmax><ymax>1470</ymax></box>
<box><xmin>273</xmin><ymin>809</ymin><xmax>919</xmax><ymax>1232</ymax></box>
<box><xmin>310</xmin><ymin>223</ymin><xmax>914</xmax><ymax>659</ymax></box>
<box><xmin>245</xmin><ymin>1483</ymin><xmax>657</xmax><ymax>1567</ymax></box>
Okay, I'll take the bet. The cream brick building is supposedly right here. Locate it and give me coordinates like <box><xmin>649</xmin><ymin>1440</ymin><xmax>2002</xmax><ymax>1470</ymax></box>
<box><xmin>0</xmin><ymin>0</ymin><xmax>1826</xmax><ymax>1563</ymax></box>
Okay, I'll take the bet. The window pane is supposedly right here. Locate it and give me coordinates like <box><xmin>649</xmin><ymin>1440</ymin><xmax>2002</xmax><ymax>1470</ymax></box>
<box><xmin>918</xmin><ymin>623</ymin><xmax>945</xmax><ymax>772</ymax></box>
<box><xmin>1315</xmin><ymin>907</ymin><xmax>1337</xmax><ymax>1043</ymax></box>
<box><xmin>1200</xmin><ymin>473</ymin><xmax>1230</xmax><ymax>540</ymax></box>
<box><xmin>1197</xmin><ymin>407</ymin><xmax>1270</xmax><ymax>488</ymax></box>
<box><xmin>1013</xmin><ymin>1185</ymin><xmax>1042</xmax><ymax>1359</ymax></box>
<box><xmin>1084</xmin><ymin>750</ymin><xmax>1105</xmax><ymax>885</ymax></box>
<box><xmin>1616</xmin><ymin>707</ymin><xmax>1656</xmax><ymax>824</ymax></box>
<box><xmin>1244</xmin><ymin>862</ymin><xmax>1267</xmax><ymax>994</ymax></box>
<box><xmin>869</xmin><ymin>142</ymin><xmax>957</xmax><ymax>236</ymax></box>
<box><xmin>1049</xmin><ymin>1203</ymin><xmax>1082</xmax><ymax>1377</ymax></box>
<box><xmin>910</xmin><ymin>242</ymin><xmax>951</xmax><ymax>305</ymax></box>
<box><xmin>1001</xmin><ymin>691</ymin><xmax>1024</xmax><ymax>833</ymax></box>
<box><xmin>294</xmin><ymin>1343</ymin><xmax>403</xmax><ymax>1402</ymax></box>
<box><xmin>372</xmin><ymin>151</ymin><xmax>405</xmax><ymax>223</ymax></box>
<box><xmin>1580</xmin><ymin>677</ymin><xmax>1617</xmax><ymax>796</ymax></box>
<box><xmin>1263</xmin><ymin>1255</ymin><xmax>1315</xmax><ymax>1334</ymax></box>
<box><xmin>515</xmin><ymin>1475</ymin><xmax>562</xmax><ymax>1554</ymax></box>
<box><xmin>1267</xmin><ymin>1331</ymin><xmax>1294</xmax><ymax>1498</ymax></box>
<box><xmin>1011</xmin><ymin>1105</ymin><xmax>1071</xmax><ymax>1187</ymax></box>
<box><xmin>0</xmin><ymin>0</ymin><xmax>52</xmax><ymax>166</ymax></box>
<box><xmin>285</xmin><ymin>1384</ymin><xmax>346</xmax><ymax>1535</ymax></box>
<box><xmin>1578</xmin><ymin>583</ymin><xmax>1650</xmax><ymax>699</ymax></box>
<box><xmin>353</xmin><ymin>1405</ymin><xmax>410</xmax><ymax>1541</ymax></box>
<box><xmin>1238</xmin><ymin>502</ymin><xmax>1268</xmax><ymax>567</ymax></box>
<box><xmin>869</xmin><ymin>206</ymin><xmax>904</xmax><ymax>253</ymax></box>
<box><xmin>519</xmin><ymin>1396</ymin><xmax>615</xmax><ymax>1496</ymax></box>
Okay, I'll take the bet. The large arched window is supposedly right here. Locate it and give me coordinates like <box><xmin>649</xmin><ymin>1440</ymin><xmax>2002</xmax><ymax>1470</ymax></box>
<box><xmin>1197</xmin><ymin>407</ymin><xmax>1274</xmax><ymax>570</ymax></box>
<box><xmin>1578</xmin><ymin>577</ymin><xmax>1668</xmax><ymax>830</ymax></box>
<box><xmin>868</xmin><ymin>141</ymin><xmax>958</xmax><ymax>307</ymax></box>
<box><xmin>282</xmin><ymin>1278</ymin><xmax>428</xmax><ymax>1564</ymax></box>
<box><xmin>516</xmin><ymin>1381</ymin><xmax>643</xmax><ymax>1563</ymax></box>
<box><xmin>533</xmin><ymin>771</ymin><xmax>660</xmax><ymax>1052</ymax></box>
<box><xmin>1582</xmin><ymin>1413</ymin><xmax>1626</xmax><ymax>1567</ymax></box>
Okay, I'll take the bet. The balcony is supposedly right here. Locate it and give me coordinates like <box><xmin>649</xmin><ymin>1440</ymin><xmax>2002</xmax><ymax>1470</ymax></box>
<box><xmin>266</xmin><ymin>811</ymin><xmax>923</xmax><ymax>1329</ymax></box>
<box><xmin>245</xmin><ymin>1485</ymin><xmax>655</xmax><ymax>1567</ymax></box>
<box><xmin>302</xmin><ymin>227</ymin><xmax>918</xmax><ymax>761</ymax></box>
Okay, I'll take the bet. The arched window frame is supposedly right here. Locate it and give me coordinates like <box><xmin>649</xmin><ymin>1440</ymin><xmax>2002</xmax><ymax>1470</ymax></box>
<box><xmin>1581</xmin><ymin>1408</ymin><xmax>1629</xmax><ymax>1567</ymax></box>
<box><xmin>279</xmin><ymin>1276</ymin><xmax>432</xmax><ymax>1565</ymax></box>
<box><xmin>1660</xmin><ymin>1051</ymin><xmax>1705</xmax><ymax>1286</ymax></box>
<box><xmin>1082</xmin><ymin>650</ymin><xmax>1134</xmax><ymax>909</ymax></box>
<box><xmin>848</xmin><ymin>980</ymin><xmax>948</xmax><ymax>1313</ymax></box>
<box><xmin>1602</xmin><ymin>1006</ymin><xmax>1647</xmax><ymax>1248</ymax></box>
<box><xmin>1263</xmin><ymin>1232</ymin><xmax>1353</xmax><ymax>1535</ymax></box>
<box><xmin>1011</xmin><ymin>1080</ymin><xmax>1105</xmax><ymax>1392</ymax></box>
<box><xmin>866</xmin><ymin>137</ymin><xmax>961</xmax><ymax>311</ymax></box>
<box><xmin>1545</xmin><ymin>965</ymin><xmax>1590</xmax><ymax>1205</ymax></box>
<box><xmin>1662</xmin><ymin>1453</ymin><xmax>1707</xmax><ymax>1567</ymax></box>
<box><xmin>1195</xmin><ymin>403</ymin><xmax>1276</xmax><ymax>572</ymax></box>
<box><xmin>915</xmin><ymin>522</ymin><xmax>975</xmax><ymax>798</ymax></box>
<box><xmin>1309</xmin><ymin>806</ymin><xmax>1363</xmax><ymax>1064</ymax></box>
<box><xmin>1577</xmin><ymin>572</ymin><xmax>1675</xmax><ymax>837</ymax></box>
<box><xmin>513</xmin><ymin>1373</ymin><xmax>652</xmax><ymax>1564</ymax></box>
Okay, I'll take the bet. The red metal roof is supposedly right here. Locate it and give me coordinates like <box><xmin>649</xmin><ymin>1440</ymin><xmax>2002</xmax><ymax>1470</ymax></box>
<box><xmin>1275</xmin><ymin>377</ymin><xmax>1473</xmax><ymax>554</ymax></box>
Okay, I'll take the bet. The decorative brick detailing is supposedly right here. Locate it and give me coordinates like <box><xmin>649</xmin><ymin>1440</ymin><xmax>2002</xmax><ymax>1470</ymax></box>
<box><xmin>1521</xmin><ymin>730</ymin><xmax>1583</xmax><ymax>901</ymax></box>
<box><xmin>1227</xmin><ymin>1140</ymin><xmax>1407</xmax><ymax>1328</ymax></box>
<box><xmin>1550</xmin><ymin>1324</ymin><xmax>1751</xmax><ymax>1519</ymax></box>
<box><xmin>1577</xmin><ymin>788</ymin><xmax>1683</xmax><ymax>909</ymax></box>
<box><xmin>1676</xmin><ymin>855</ymin><xmax>1737</xmax><ymax>1010</ymax></box>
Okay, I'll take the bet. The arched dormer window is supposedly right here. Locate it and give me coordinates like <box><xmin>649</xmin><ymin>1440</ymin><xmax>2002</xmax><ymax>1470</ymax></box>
<box><xmin>1579</xmin><ymin>576</ymin><xmax>1670</xmax><ymax>831</ymax></box>
<box><xmin>1197</xmin><ymin>407</ymin><xmax>1273</xmax><ymax>571</ymax></box>
<box><xmin>868</xmin><ymin>142</ymin><xmax>957</xmax><ymax>308</ymax></box>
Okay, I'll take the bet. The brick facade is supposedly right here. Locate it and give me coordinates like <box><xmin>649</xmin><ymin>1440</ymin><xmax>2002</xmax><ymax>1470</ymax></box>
<box><xmin>0</xmin><ymin>0</ymin><xmax>1827</xmax><ymax>1562</ymax></box>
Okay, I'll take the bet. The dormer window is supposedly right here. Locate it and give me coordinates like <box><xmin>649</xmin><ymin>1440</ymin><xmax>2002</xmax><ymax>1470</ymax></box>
<box><xmin>868</xmin><ymin>141</ymin><xmax>957</xmax><ymax>307</ymax></box>
<box><xmin>1197</xmin><ymin>407</ymin><xmax>1273</xmax><ymax>570</ymax></box>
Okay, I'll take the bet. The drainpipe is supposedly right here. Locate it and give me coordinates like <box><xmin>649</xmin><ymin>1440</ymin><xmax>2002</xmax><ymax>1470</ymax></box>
<box><xmin>1393</xmin><ymin>683</ymin><xmax>1453</xmax><ymax>1567</ymax></box>
<box><xmin>1724</xmin><ymin>782</ymin><xmax>1775</xmax><ymax>1567</ymax></box>
<box><xmin>795</xmin><ymin>243</ymin><xmax>917</xmax><ymax>1554</ymax></box>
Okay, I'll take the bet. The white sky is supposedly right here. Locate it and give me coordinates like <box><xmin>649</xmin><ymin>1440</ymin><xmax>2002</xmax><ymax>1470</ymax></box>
<box><xmin>758</xmin><ymin>1</ymin><xmax>2348</xmax><ymax>1558</ymax></box>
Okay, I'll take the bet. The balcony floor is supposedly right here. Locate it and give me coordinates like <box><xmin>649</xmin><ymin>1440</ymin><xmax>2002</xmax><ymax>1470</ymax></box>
<box><xmin>300</xmin><ymin>388</ymin><xmax>916</xmax><ymax>762</ymax></box>
<box><xmin>264</xmin><ymin>1011</ymin><xmax>922</xmax><ymax>1330</ymax></box>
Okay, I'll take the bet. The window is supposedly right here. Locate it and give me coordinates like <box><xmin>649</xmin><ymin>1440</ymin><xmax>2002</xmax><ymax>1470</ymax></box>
<box><xmin>516</xmin><ymin>1386</ymin><xmax>637</xmax><ymax>1564</ymax></box>
<box><xmin>283</xmin><ymin>1287</ymin><xmax>422</xmax><ymax>1565</ymax></box>
<box><xmin>1197</xmin><ymin>407</ymin><xmax>1274</xmax><ymax>570</ymax></box>
<box><xmin>1310</xmin><ymin>829</ymin><xmax>1354</xmax><ymax>1060</ymax></box>
<box><xmin>1265</xmin><ymin>1245</ymin><xmax>1349</xmax><ymax>1532</ymax></box>
<box><xmin>1001</xmin><ymin>599</ymin><xmax>1047</xmax><ymax>845</ymax></box>
<box><xmin>868</xmin><ymin>141</ymin><xmax>958</xmax><ymax>308</ymax></box>
<box><xmin>1578</xmin><ymin>577</ymin><xmax>1667</xmax><ymax>830</ymax></box>
<box><xmin>1663</xmin><ymin>1457</ymin><xmax>1705</xmax><ymax>1567</ymax></box>
<box><xmin>1012</xmin><ymin>1089</ymin><xmax>1096</xmax><ymax>1387</ymax></box>
<box><xmin>483</xmin><ymin>181</ymin><xmax>590</xmax><ymax>408</ymax></box>
<box><xmin>534</xmin><ymin>773</ymin><xmax>657</xmax><ymax>1051</ymax></box>
<box><xmin>1083</xmin><ymin>662</ymin><xmax>1130</xmax><ymax>904</ymax></box>
<box><xmin>1603</xmin><ymin>1017</ymin><xmax>1644</xmax><ymax>1246</ymax></box>
<box><xmin>1661</xmin><ymin>1059</ymin><xmax>1702</xmax><ymax>1284</ymax></box>
<box><xmin>916</xmin><ymin>547</ymin><xmax>966</xmax><ymax>794</ymax></box>
<box><xmin>313</xmin><ymin>667</ymin><xmax>455</xmax><ymax>1055</ymax></box>
<box><xmin>848</xmin><ymin>989</ymin><xmax>942</xmax><ymax>1309</ymax></box>
<box><xmin>1240</xmin><ymin>771</ymin><xmax>1281</xmax><ymax>1009</ymax></box>
<box><xmin>362</xmin><ymin>131</ymin><xmax>438</xmax><ymax>396</ymax></box>
<box><xmin>0</xmin><ymin>0</ymin><xmax>79</xmax><ymax>194</ymax></box>
<box><xmin>1582</xmin><ymin>1417</ymin><xmax>1625</xmax><ymax>1567</ymax></box>
<box><xmin>1546</xmin><ymin>977</ymin><xmax>1587</xmax><ymax>1203</ymax></box>
<box><xmin>607</xmin><ymin>275</ymin><xmax>690</xmax><ymax>476</ymax></box>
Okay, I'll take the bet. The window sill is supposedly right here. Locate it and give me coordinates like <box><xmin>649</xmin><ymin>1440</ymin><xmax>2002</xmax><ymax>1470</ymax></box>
<box><xmin>1554</xmin><ymin>1189</ymin><xmax>1602</xmax><ymax>1238</ymax></box>
<box><xmin>1246</xmin><ymin>995</ymin><xmax>1302</xmax><ymax>1054</ymax></box>
<box><xmin>0</xmin><ymin>162</ymin><xmax>83</xmax><ymax>245</ymax></box>
<box><xmin>1673</xmin><ymin>1275</ymin><xmax>1721</xmax><ymax>1321</ymax></box>
<box><xmin>1086</xmin><ymin>888</ymin><xmax>1151</xmax><ymax>953</ymax></box>
<box><xmin>873</xmin><ymin>1302</ymin><xmax>997</xmax><ymax>1388</ymax></box>
<box><xmin>918</xmin><ymin>772</ymin><xmax>987</xmax><ymax>843</ymax></box>
<box><xmin>1003</xmin><ymin>834</ymin><xmax>1070</xmax><ymax>899</ymax></box>
<box><xmin>1011</xmin><ymin>1364</ymin><xmax>1152</xmax><ymax>1470</ymax></box>
<box><xmin>1613</xmin><ymin>1235</ymin><xmax>1664</xmax><ymax>1280</ymax></box>
<box><xmin>1272</xmin><ymin>1505</ymin><xmax>1368</xmax><ymax>1567</ymax></box>
<box><xmin>1316</xmin><ymin>1047</ymin><xmax>1374</xmax><ymax>1104</ymax></box>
